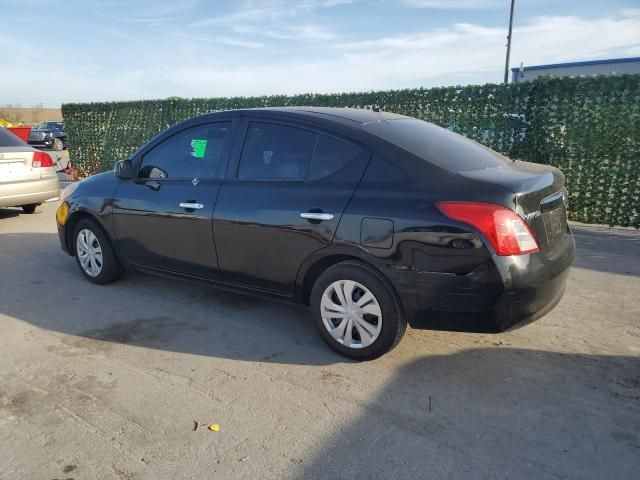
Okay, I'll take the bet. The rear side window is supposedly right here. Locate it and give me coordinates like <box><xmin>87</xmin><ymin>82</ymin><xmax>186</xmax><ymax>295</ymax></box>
<box><xmin>308</xmin><ymin>135</ymin><xmax>364</xmax><ymax>179</ymax></box>
<box><xmin>238</xmin><ymin>122</ymin><xmax>316</xmax><ymax>180</ymax></box>
<box><xmin>0</xmin><ymin>127</ymin><xmax>25</xmax><ymax>147</ymax></box>
<box><xmin>139</xmin><ymin>122</ymin><xmax>231</xmax><ymax>179</ymax></box>
<box><xmin>365</xmin><ymin>119</ymin><xmax>509</xmax><ymax>171</ymax></box>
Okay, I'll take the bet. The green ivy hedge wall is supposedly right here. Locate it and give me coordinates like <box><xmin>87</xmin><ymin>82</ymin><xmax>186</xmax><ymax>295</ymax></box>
<box><xmin>62</xmin><ymin>75</ymin><xmax>640</xmax><ymax>227</ymax></box>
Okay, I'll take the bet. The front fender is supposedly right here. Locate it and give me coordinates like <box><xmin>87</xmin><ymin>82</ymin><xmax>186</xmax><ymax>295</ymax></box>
<box><xmin>60</xmin><ymin>172</ymin><xmax>120</xmax><ymax>251</ymax></box>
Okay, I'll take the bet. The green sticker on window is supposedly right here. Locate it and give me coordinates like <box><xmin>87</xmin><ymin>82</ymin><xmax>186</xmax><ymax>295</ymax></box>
<box><xmin>191</xmin><ymin>139</ymin><xmax>208</xmax><ymax>158</ymax></box>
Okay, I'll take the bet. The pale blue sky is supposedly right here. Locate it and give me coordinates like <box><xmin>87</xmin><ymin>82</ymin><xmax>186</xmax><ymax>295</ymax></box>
<box><xmin>1</xmin><ymin>0</ymin><xmax>639</xmax><ymax>106</ymax></box>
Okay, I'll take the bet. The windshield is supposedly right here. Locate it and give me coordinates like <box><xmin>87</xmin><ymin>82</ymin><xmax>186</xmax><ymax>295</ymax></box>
<box><xmin>38</xmin><ymin>122</ymin><xmax>62</xmax><ymax>130</ymax></box>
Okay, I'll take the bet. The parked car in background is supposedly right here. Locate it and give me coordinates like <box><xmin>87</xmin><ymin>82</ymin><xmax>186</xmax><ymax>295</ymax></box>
<box><xmin>28</xmin><ymin>121</ymin><xmax>66</xmax><ymax>151</ymax></box>
<box><xmin>0</xmin><ymin>127</ymin><xmax>60</xmax><ymax>213</ymax></box>
<box><xmin>56</xmin><ymin>107</ymin><xmax>574</xmax><ymax>360</ymax></box>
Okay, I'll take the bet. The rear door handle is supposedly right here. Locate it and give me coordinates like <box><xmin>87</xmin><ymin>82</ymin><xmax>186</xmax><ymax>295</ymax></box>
<box><xmin>179</xmin><ymin>202</ymin><xmax>204</xmax><ymax>210</ymax></box>
<box><xmin>300</xmin><ymin>212</ymin><xmax>334</xmax><ymax>221</ymax></box>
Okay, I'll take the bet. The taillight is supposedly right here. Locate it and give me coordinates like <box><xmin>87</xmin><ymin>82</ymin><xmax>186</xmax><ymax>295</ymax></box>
<box><xmin>437</xmin><ymin>201</ymin><xmax>540</xmax><ymax>255</ymax></box>
<box><xmin>32</xmin><ymin>151</ymin><xmax>54</xmax><ymax>168</ymax></box>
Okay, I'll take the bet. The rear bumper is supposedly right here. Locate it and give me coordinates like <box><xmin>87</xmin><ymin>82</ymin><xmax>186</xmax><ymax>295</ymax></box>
<box><xmin>387</xmin><ymin>232</ymin><xmax>575</xmax><ymax>332</ymax></box>
<box><xmin>0</xmin><ymin>175</ymin><xmax>60</xmax><ymax>208</ymax></box>
<box><xmin>29</xmin><ymin>141</ymin><xmax>52</xmax><ymax>148</ymax></box>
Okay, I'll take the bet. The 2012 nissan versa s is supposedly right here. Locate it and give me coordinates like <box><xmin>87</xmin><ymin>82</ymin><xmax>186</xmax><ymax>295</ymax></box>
<box><xmin>56</xmin><ymin>107</ymin><xmax>574</xmax><ymax>360</ymax></box>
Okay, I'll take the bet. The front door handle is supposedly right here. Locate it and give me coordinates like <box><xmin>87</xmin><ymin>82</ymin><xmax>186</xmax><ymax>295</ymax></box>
<box><xmin>300</xmin><ymin>212</ymin><xmax>334</xmax><ymax>221</ymax></box>
<box><xmin>179</xmin><ymin>202</ymin><xmax>204</xmax><ymax>210</ymax></box>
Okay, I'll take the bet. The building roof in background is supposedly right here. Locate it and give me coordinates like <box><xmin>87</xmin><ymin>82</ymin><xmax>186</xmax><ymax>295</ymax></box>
<box><xmin>511</xmin><ymin>57</ymin><xmax>640</xmax><ymax>73</ymax></box>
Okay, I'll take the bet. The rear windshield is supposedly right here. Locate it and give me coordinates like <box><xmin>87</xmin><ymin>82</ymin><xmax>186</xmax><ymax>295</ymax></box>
<box><xmin>0</xmin><ymin>127</ymin><xmax>26</xmax><ymax>147</ymax></box>
<box><xmin>365</xmin><ymin>118</ymin><xmax>509</xmax><ymax>171</ymax></box>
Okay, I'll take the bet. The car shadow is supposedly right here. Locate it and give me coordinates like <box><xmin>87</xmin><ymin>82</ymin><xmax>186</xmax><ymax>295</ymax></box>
<box><xmin>0</xmin><ymin>207</ymin><xmax>21</xmax><ymax>219</ymax></box>
<box><xmin>294</xmin><ymin>348</ymin><xmax>640</xmax><ymax>479</ymax></box>
<box><xmin>0</xmin><ymin>231</ymin><xmax>345</xmax><ymax>366</ymax></box>
<box><xmin>0</xmin><ymin>226</ymin><xmax>637</xmax><ymax>366</ymax></box>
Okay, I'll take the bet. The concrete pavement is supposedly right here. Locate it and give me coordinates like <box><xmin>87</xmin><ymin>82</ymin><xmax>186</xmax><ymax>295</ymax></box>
<box><xmin>0</xmin><ymin>204</ymin><xmax>639</xmax><ymax>479</ymax></box>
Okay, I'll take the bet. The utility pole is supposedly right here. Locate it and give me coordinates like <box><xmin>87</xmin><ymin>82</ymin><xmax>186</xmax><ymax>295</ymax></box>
<box><xmin>503</xmin><ymin>0</ymin><xmax>515</xmax><ymax>83</ymax></box>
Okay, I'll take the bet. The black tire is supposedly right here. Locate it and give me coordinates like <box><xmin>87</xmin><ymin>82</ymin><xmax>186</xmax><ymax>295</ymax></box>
<box><xmin>310</xmin><ymin>260</ymin><xmax>406</xmax><ymax>360</ymax></box>
<box><xmin>72</xmin><ymin>218</ymin><xmax>124</xmax><ymax>285</ymax></box>
<box><xmin>52</xmin><ymin>138</ymin><xmax>64</xmax><ymax>151</ymax></box>
<box><xmin>21</xmin><ymin>203</ymin><xmax>45</xmax><ymax>214</ymax></box>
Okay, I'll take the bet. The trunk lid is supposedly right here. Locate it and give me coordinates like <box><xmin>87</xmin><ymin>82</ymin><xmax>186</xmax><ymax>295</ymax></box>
<box><xmin>0</xmin><ymin>147</ymin><xmax>40</xmax><ymax>183</ymax></box>
<box><xmin>459</xmin><ymin>160</ymin><xmax>569</xmax><ymax>252</ymax></box>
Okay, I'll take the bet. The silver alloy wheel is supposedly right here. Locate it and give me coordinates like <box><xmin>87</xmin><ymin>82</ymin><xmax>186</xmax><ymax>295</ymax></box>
<box><xmin>320</xmin><ymin>280</ymin><xmax>382</xmax><ymax>349</ymax></box>
<box><xmin>76</xmin><ymin>229</ymin><xmax>103</xmax><ymax>277</ymax></box>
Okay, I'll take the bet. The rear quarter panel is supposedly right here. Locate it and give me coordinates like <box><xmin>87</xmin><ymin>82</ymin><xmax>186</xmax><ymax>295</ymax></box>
<box><xmin>336</xmin><ymin>148</ymin><xmax>499</xmax><ymax>275</ymax></box>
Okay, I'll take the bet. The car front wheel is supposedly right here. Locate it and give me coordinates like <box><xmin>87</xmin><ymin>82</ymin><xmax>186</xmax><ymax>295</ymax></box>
<box><xmin>73</xmin><ymin>219</ymin><xmax>123</xmax><ymax>284</ymax></box>
<box><xmin>310</xmin><ymin>260</ymin><xmax>406</xmax><ymax>360</ymax></box>
<box><xmin>52</xmin><ymin>138</ymin><xmax>64</xmax><ymax>151</ymax></box>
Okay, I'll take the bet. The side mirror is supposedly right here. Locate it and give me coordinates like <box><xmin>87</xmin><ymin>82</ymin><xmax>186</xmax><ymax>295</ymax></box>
<box><xmin>114</xmin><ymin>159</ymin><xmax>134</xmax><ymax>179</ymax></box>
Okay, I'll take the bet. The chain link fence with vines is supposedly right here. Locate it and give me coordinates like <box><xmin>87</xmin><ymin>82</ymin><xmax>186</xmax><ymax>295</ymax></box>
<box><xmin>62</xmin><ymin>75</ymin><xmax>640</xmax><ymax>227</ymax></box>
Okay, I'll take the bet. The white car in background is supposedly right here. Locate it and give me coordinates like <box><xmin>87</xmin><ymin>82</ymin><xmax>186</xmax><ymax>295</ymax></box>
<box><xmin>0</xmin><ymin>127</ymin><xmax>60</xmax><ymax>213</ymax></box>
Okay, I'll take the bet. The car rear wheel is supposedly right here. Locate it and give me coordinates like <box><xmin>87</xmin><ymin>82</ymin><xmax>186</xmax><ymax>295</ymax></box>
<box><xmin>73</xmin><ymin>218</ymin><xmax>123</xmax><ymax>284</ymax></box>
<box><xmin>310</xmin><ymin>260</ymin><xmax>406</xmax><ymax>360</ymax></box>
<box><xmin>21</xmin><ymin>203</ymin><xmax>45</xmax><ymax>214</ymax></box>
<box><xmin>52</xmin><ymin>138</ymin><xmax>64</xmax><ymax>151</ymax></box>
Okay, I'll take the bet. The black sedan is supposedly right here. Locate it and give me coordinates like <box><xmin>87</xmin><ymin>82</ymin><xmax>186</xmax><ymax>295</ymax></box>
<box><xmin>56</xmin><ymin>107</ymin><xmax>574</xmax><ymax>360</ymax></box>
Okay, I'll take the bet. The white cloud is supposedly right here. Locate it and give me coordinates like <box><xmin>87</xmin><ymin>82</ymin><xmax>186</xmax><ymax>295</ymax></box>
<box><xmin>191</xmin><ymin>0</ymin><xmax>343</xmax><ymax>41</ymax></box>
<box><xmin>102</xmin><ymin>29</ymin><xmax>154</xmax><ymax>46</ymax></box>
<box><xmin>330</xmin><ymin>12</ymin><xmax>640</xmax><ymax>82</ymax></box>
<box><xmin>96</xmin><ymin>0</ymin><xmax>203</xmax><ymax>25</ymax></box>
<box><xmin>172</xmin><ymin>32</ymin><xmax>266</xmax><ymax>49</ymax></box>
<box><xmin>297</xmin><ymin>0</ymin><xmax>353</xmax><ymax>7</ymax></box>
<box><xmin>231</xmin><ymin>24</ymin><xmax>336</xmax><ymax>41</ymax></box>
<box><xmin>402</xmin><ymin>0</ymin><xmax>501</xmax><ymax>8</ymax></box>
<box><xmin>1</xmin><ymin>9</ymin><xmax>639</xmax><ymax>106</ymax></box>
<box><xmin>140</xmin><ymin>10</ymin><xmax>640</xmax><ymax>99</ymax></box>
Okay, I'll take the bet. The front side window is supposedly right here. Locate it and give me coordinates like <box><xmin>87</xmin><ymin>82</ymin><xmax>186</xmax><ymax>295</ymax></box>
<box><xmin>238</xmin><ymin>122</ymin><xmax>316</xmax><ymax>180</ymax></box>
<box><xmin>139</xmin><ymin>122</ymin><xmax>231</xmax><ymax>179</ymax></box>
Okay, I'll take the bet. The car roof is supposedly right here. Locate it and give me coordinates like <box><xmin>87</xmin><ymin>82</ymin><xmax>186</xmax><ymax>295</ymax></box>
<box><xmin>137</xmin><ymin>107</ymin><xmax>410</xmax><ymax>158</ymax></box>
<box><xmin>196</xmin><ymin>106</ymin><xmax>408</xmax><ymax>126</ymax></box>
<box><xmin>260</xmin><ymin>107</ymin><xmax>408</xmax><ymax>124</ymax></box>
